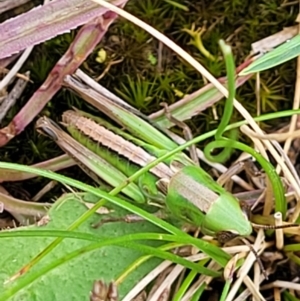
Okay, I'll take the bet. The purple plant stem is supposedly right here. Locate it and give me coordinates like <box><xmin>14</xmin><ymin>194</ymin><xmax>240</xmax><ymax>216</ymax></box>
<box><xmin>0</xmin><ymin>0</ymin><xmax>31</xmax><ymax>14</ymax></box>
<box><xmin>0</xmin><ymin>0</ymin><xmax>126</xmax><ymax>59</ymax></box>
<box><xmin>0</xmin><ymin>54</ymin><xmax>20</xmax><ymax>68</ymax></box>
<box><xmin>0</xmin><ymin>1</ymin><xmax>128</xmax><ymax>147</ymax></box>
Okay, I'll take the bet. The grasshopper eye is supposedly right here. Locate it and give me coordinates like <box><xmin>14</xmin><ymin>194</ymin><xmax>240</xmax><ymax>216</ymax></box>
<box><xmin>216</xmin><ymin>231</ymin><xmax>239</xmax><ymax>244</ymax></box>
<box><xmin>240</xmin><ymin>201</ymin><xmax>251</xmax><ymax>220</ymax></box>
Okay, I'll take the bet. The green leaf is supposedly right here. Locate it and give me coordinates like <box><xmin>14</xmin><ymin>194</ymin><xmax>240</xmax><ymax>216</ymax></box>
<box><xmin>239</xmin><ymin>35</ymin><xmax>300</xmax><ymax>75</ymax></box>
<box><xmin>0</xmin><ymin>194</ymin><xmax>164</xmax><ymax>300</ymax></box>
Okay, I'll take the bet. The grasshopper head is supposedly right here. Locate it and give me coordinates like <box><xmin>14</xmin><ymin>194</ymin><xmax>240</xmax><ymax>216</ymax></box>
<box><xmin>201</xmin><ymin>191</ymin><xmax>252</xmax><ymax>239</ymax></box>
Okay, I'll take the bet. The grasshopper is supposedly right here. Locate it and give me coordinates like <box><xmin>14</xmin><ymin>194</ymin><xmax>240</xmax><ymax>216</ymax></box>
<box><xmin>36</xmin><ymin>108</ymin><xmax>254</xmax><ymax>242</ymax></box>
<box><xmin>35</xmin><ymin>30</ymin><xmax>297</xmax><ymax>241</ymax></box>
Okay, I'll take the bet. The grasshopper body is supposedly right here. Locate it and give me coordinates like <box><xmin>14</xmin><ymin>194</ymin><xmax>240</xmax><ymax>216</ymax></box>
<box><xmin>43</xmin><ymin>109</ymin><xmax>253</xmax><ymax>240</ymax></box>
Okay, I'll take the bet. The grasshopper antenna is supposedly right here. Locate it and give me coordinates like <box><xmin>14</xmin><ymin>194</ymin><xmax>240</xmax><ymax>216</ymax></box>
<box><xmin>240</xmin><ymin>238</ymin><xmax>268</xmax><ymax>280</ymax></box>
<box><xmin>251</xmin><ymin>223</ymin><xmax>299</xmax><ymax>230</ymax></box>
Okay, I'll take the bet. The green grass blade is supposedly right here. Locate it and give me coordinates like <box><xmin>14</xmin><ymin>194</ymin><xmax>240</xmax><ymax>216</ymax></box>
<box><xmin>283</xmin><ymin>291</ymin><xmax>300</xmax><ymax>301</ymax></box>
<box><xmin>190</xmin><ymin>283</ymin><xmax>206</xmax><ymax>301</ymax></box>
<box><xmin>240</xmin><ymin>35</ymin><xmax>300</xmax><ymax>75</ymax></box>
<box><xmin>150</xmin><ymin>75</ymin><xmax>251</xmax><ymax>129</ymax></box>
<box><xmin>173</xmin><ymin>259</ymin><xmax>209</xmax><ymax>301</ymax></box>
